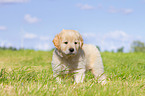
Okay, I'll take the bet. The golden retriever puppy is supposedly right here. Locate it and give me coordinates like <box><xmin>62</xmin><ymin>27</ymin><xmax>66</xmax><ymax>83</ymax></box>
<box><xmin>51</xmin><ymin>29</ymin><xmax>106</xmax><ymax>85</ymax></box>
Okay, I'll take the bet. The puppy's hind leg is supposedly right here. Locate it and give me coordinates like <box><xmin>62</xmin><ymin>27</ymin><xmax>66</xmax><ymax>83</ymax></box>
<box><xmin>91</xmin><ymin>68</ymin><xmax>107</xmax><ymax>85</ymax></box>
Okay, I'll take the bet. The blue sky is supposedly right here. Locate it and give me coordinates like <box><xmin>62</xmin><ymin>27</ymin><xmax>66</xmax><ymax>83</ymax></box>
<box><xmin>0</xmin><ymin>0</ymin><xmax>145</xmax><ymax>52</ymax></box>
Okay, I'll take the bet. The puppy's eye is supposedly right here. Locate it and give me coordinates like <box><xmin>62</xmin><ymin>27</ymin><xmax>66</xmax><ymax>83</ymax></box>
<box><xmin>74</xmin><ymin>42</ymin><xmax>77</xmax><ymax>44</ymax></box>
<box><xmin>64</xmin><ymin>42</ymin><xmax>68</xmax><ymax>44</ymax></box>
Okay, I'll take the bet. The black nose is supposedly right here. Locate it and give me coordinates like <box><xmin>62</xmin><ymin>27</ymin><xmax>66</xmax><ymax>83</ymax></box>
<box><xmin>69</xmin><ymin>48</ymin><xmax>74</xmax><ymax>52</ymax></box>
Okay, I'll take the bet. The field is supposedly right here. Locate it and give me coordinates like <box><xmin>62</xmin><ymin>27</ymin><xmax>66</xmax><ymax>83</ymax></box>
<box><xmin>0</xmin><ymin>50</ymin><xmax>144</xmax><ymax>96</ymax></box>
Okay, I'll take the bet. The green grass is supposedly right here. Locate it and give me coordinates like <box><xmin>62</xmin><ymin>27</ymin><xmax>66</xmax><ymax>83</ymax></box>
<box><xmin>0</xmin><ymin>50</ymin><xmax>144</xmax><ymax>96</ymax></box>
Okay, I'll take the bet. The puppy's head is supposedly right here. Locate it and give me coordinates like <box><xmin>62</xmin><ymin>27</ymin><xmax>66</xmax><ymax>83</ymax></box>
<box><xmin>53</xmin><ymin>29</ymin><xmax>83</xmax><ymax>56</ymax></box>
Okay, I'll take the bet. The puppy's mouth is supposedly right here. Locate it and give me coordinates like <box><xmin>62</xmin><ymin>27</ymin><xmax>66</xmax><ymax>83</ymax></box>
<box><xmin>66</xmin><ymin>52</ymin><xmax>76</xmax><ymax>56</ymax></box>
<box><xmin>68</xmin><ymin>52</ymin><xmax>75</xmax><ymax>55</ymax></box>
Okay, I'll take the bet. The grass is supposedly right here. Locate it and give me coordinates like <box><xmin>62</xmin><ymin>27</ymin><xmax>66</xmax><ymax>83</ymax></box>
<box><xmin>0</xmin><ymin>50</ymin><xmax>144</xmax><ymax>96</ymax></box>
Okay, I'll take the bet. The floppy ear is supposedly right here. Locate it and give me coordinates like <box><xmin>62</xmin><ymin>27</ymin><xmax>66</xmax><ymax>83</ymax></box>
<box><xmin>53</xmin><ymin>34</ymin><xmax>60</xmax><ymax>50</ymax></box>
<box><xmin>79</xmin><ymin>35</ymin><xmax>84</xmax><ymax>48</ymax></box>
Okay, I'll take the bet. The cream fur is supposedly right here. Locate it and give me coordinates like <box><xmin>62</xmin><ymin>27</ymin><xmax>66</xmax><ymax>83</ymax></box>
<box><xmin>51</xmin><ymin>30</ymin><xmax>106</xmax><ymax>85</ymax></box>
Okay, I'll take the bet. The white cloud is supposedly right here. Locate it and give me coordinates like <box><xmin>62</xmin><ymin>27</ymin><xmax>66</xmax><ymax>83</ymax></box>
<box><xmin>81</xmin><ymin>32</ymin><xmax>103</xmax><ymax>48</ymax></box>
<box><xmin>39</xmin><ymin>36</ymin><xmax>50</xmax><ymax>41</ymax></box>
<box><xmin>0</xmin><ymin>41</ymin><xmax>5</xmax><ymax>47</ymax></box>
<box><xmin>0</xmin><ymin>26</ymin><xmax>6</xmax><ymax>30</ymax></box>
<box><xmin>21</xmin><ymin>31</ymin><xmax>54</xmax><ymax>50</ymax></box>
<box><xmin>0</xmin><ymin>0</ymin><xmax>29</xmax><ymax>4</ymax></box>
<box><xmin>81</xmin><ymin>31</ymin><xmax>141</xmax><ymax>52</ymax></box>
<box><xmin>24</xmin><ymin>33</ymin><xmax>52</xmax><ymax>41</ymax></box>
<box><xmin>0</xmin><ymin>40</ymin><xmax>13</xmax><ymax>47</ymax></box>
<box><xmin>103</xmin><ymin>31</ymin><xmax>129</xmax><ymax>41</ymax></box>
<box><xmin>121</xmin><ymin>9</ymin><xmax>133</xmax><ymax>14</ymax></box>
<box><xmin>24</xmin><ymin>14</ymin><xmax>40</xmax><ymax>24</ymax></box>
<box><xmin>36</xmin><ymin>36</ymin><xmax>54</xmax><ymax>50</ymax></box>
<box><xmin>82</xmin><ymin>32</ymin><xmax>97</xmax><ymax>38</ymax></box>
<box><xmin>35</xmin><ymin>43</ymin><xmax>53</xmax><ymax>51</ymax></box>
<box><xmin>108</xmin><ymin>6</ymin><xmax>133</xmax><ymax>15</ymax></box>
<box><xmin>24</xmin><ymin>33</ymin><xmax>37</xmax><ymax>39</ymax></box>
<box><xmin>76</xmin><ymin>4</ymin><xmax>95</xmax><ymax>10</ymax></box>
<box><xmin>101</xmin><ymin>31</ymin><xmax>134</xmax><ymax>52</ymax></box>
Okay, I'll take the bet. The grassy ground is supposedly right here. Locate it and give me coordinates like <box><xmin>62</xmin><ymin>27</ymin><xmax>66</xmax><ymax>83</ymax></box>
<box><xmin>0</xmin><ymin>50</ymin><xmax>144</xmax><ymax>96</ymax></box>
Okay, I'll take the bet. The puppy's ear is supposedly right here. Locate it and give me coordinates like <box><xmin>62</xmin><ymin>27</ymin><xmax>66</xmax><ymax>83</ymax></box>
<box><xmin>53</xmin><ymin>34</ymin><xmax>60</xmax><ymax>50</ymax></box>
<box><xmin>79</xmin><ymin>35</ymin><xmax>84</xmax><ymax>48</ymax></box>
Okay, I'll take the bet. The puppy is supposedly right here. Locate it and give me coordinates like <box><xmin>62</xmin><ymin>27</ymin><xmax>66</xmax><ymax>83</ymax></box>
<box><xmin>51</xmin><ymin>29</ymin><xmax>106</xmax><ymax>84</ymax></box>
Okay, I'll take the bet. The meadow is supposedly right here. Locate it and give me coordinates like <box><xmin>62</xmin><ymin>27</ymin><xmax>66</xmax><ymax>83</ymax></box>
<box><xmin>0</xmin><ymin>50</ymin><xmax>144</xmax><ymax>96</ymax></box>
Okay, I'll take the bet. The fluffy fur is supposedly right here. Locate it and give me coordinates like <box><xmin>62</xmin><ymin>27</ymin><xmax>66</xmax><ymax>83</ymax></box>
<box><xmin>51</xmin><ymin>29</ymin><xmax>106</xmax><ymax>84</ymax></box>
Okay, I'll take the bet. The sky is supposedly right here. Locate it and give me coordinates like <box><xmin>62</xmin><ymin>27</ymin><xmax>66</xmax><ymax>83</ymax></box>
<box><xmin>0</xmin><ymin>0</ymin><xmax>145</xmax><ymax>52</ymax></box>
